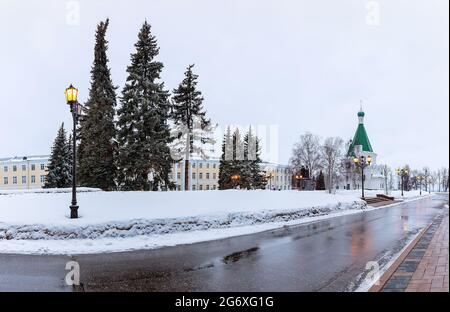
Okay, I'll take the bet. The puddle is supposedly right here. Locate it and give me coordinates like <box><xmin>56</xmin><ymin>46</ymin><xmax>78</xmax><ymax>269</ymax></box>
<box><xmin>223</xmin><ymin>247</ymin><xmax>259</xmax><ymax>264</ymax></box>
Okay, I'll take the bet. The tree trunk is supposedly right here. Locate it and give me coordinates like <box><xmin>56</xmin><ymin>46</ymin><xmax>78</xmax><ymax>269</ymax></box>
<box><xmin>184</xmin><ymin>159</ymin><xmax>189</xmax><ymax>191</ymax></box>
<box><xmin>184</xmin><ymin>131</ymin><xmax>190</xmax><ymax>191</ymax></box>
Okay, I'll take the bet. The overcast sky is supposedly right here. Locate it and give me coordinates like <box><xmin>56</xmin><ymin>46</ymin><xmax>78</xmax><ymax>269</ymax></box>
<box><xmin>0</xmin><ymin>0</ymin><xmax>448</xmax><ymax>170</ymax></box>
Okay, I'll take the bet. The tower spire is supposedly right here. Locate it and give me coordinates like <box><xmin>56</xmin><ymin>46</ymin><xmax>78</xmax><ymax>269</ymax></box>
<box><xmin>357</xmin><ymin>100</ymin><xmax>365</xmax><ymax>124</ymax></box>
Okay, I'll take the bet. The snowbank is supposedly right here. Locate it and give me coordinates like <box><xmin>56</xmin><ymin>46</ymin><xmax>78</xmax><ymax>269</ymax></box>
<box><xmin>0</xmin><ymin>190</ymin><xmax>365</xmax><ymax>240</ymax></box>
<box><xmin>0</xmin><ymin>189</ymin><xmax>429</xmax><ymax>254</ymax></box>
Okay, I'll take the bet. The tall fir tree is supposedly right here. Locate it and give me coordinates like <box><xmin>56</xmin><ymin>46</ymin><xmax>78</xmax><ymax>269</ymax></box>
<box><xmin>171</xmin><ymin>64</ymin><xmax>215</xmax><ymax>191</ymax></box>
<box><xmin>44</xmin><ymin>123</ymin><xmax>72</xmax><ymax>188</ymax></box>
<box><xmin>244</xmin><ymin>127</ymin><xmax>266</xmax><ymax>189</ymax></box>
<box><xmin>218</xmin><ymin>127</ymin><xmax>234</xmax><ymax>190</ymax></box>
<box><xmin>117</xmin><ymin>21</ymin><xmax>173</xmax><ymax>191</ymax></box>
<box><xmin>316</xmin><ymin>170</ymin><xmax>326</xmax><ymax>190</ymax></box>
<box><xmin>219</xmin><ymin>127</ymin><xmax>266</xmax><ymax>190</ymax></box>
<box><xmin>78</xmin><ymin>19</ymin><xmax>118</xmax><ymax>191</ymax></box>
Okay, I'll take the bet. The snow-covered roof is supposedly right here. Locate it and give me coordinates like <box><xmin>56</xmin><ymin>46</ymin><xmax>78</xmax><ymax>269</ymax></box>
<box><xmin>0</xmin><ymin>155</ymin><xmax>50</xmax><ymax>163</ymax></box>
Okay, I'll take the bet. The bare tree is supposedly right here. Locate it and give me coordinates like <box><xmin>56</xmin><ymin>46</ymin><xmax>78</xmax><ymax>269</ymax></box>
<box><xmin>437</xmin><ymin>169</ymin><xmax>442</xmax><ymax>192</ymax></box>
<box><xmin>441</xmin><ymin>168</ymin><xmax>449</xmax><ymax>192</ymax></box>
<box><xmin>290</xmin><ymin>132</ymin><xmax>323</xmax><ymax>178</ymax></box>
<box><xmin>321</xmin><ymin>137</ymin><xmax>344</xmax><ymax>194</ymax></box>
<box><xmin>381</xmin><ymin>164</ymin><xmax>391</xmax><ymax>195</ymax></box>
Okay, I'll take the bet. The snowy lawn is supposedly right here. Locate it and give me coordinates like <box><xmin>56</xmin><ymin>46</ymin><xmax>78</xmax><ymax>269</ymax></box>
<box><xmin>0</xmin><ymin>189</ymin><xmax>428</xmax><ymax>254</ymax></box>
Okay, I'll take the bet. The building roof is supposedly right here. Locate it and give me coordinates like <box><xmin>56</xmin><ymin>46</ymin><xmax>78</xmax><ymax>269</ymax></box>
<box><xmin>0</xmin><ymin>155</ymin><xmax>50</xmax><ymax>163</ymax></box>
<box><xmin>347</xmin><ymin>112</ymin><xmax>373</xmax><ymax>156</ymax></box>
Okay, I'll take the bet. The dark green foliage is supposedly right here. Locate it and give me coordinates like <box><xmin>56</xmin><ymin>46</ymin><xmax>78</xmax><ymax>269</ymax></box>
<box><xmin>78</xmin><ymin>19</ymin><xmax>118</xmax><ymax>191</ymax></box>
<box><xmin>172</xmin><ymin>64</ymin><xmax>213</xmax><ymax>190</ymax></box>
<box><xmin>116</xmin><ymin>21</ymin><xmax>173</xmax><ymax>191</ymax></box>
<box><xmin>316</xmin><ymin>170</ymin><xmax>326</xmax><ymax>190</ymax></box>
<box><xmin>44</xmin><ymin>123</ymin><xmax>72</xmax><ymax>188</ymax></box>
<box><xmin>218</xmin><ymin>127</ymin><xmax>266</xmax><ymax>190</ymax></box>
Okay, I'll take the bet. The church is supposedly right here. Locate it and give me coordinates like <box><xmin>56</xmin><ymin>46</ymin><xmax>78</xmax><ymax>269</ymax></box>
<box><xmin>342</xmin><ymin>108</ymin><xmax>385</xmax><ymax>191</ymax></box>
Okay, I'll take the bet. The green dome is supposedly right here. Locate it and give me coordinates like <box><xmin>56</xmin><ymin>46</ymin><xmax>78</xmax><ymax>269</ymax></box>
<box><xmin>357</xmin><ymin>111</ymin><xmax>365</xmax><ymax>117</ymax></box>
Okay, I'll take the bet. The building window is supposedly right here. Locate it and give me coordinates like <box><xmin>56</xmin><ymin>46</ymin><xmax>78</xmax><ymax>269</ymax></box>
<box><xmin>199</xmin><ymin>173</ymin><xmax>203</xmax><ymax>179</ymax></box>
<box><xmin>13</xmin><ymin>176</ymin><xmax>17</xmax><ymax>184</ymax></box>
<box><xmin>31</xmin><ymin>164</ymin><xmax>35</xmax><ymax>171</ymax></box>
<box><xmin>213</xmin><ymin>164</ymin><xmax>216</xmax><ymax>169</ymax></box>
<box><xmin>213</xmin><ymin>185</ymin><xmax>217</xmax><ymax>190</ymax></box>
<box><xmin>177</xmin><ymin>173</ymin><xmax>181</xmax><ymax>179</ymax></box>
<box><xmin>31</xmin><ymin>175</ymin><xmax>36</xmax><ymax>183</ymax></box>
<box><xmin>206</xmin><ymin>163</ymin><xmax>210</xmax><ymax>169</ymax></box>
<box><xmin>22</xmin><ymin>164</ymin><xmax>26</xmax><ymax>171</ymax></box>
<box><xmin>213</xmin><ymin>173</ymin><xmax>216</xmax><ymax>179</ymax></box>
<box><xmin>13</xmin><ymin>165</ymin><xmax>17</xmax><ymax>172</ymax></box>
<box><xmin>192</xmin><ymin>185</ymin><xmax>196</xmax><ymax>191</ymax></box>
<box><xmin>192</xmin><ymin>172</ymin><xmax>196</xmax><ymax>179</ymax></box>
<box><xmin>192</xmin><ymin>163</ymin><xmax>196</xmax><ymax>168</ymax></box>
<box><xmin>22</xmin><ymin>176</ymin><xmax>26</xmax><ymax>184</ymax></box>
<box><xmin>3</xmin><ymin>177</ymin><xmax>7</xmax><ymax>184</ymax></box>
<box><xmin>40</xmin><ymin>175</ymin><xmax>45</xmax><ymax>183</ymax></box>
<box><xmin>3</xmin><ymin>166</ymin><xmax>7</xmax><ymax>172</ymax></box>
<box><xmin>206</xmin><ymin>185</ymin><xmax>210</xmax><ymax>190</ymax></box>
<box><xmin>206</xmin><ymin>173</ymin><xmax>210</xmax><ymax>179</ymax></box>
<box><xmin>199</xmin><ymin>163</ymin><xmax>203</xmax><ymax>169</ymax></box>
<box><xmin>199</xmin><ymin>185</ymin><xmax>203</xmax><ymax>190</ymax></box>
<box><xmin>40</xmin><ymin>164</ymin><xmax>45</xmax><ymax>170</ymax></box>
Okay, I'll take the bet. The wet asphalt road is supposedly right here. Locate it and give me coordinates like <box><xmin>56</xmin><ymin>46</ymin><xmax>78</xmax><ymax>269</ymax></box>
<box><xmin>0</xmin><ymin>194</ymin><xmax>448</xmax><ymax>292</ymax></box>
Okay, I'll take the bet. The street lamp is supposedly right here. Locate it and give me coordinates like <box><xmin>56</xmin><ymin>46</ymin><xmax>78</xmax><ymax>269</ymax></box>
<box><xmin>295</xmin><ymin>174</ymin><xmax>303</xmax><ymax>190</ymax></box>
<box><xmin>65</xmin><ymin>84</ymin><xmax>82</xmax><ymax>219</ymax></box>
<box><xmin>416</xmin><ymin>175</ymin><xmax>424</xmax><ymax>196</ymax></box>
<box><xmin>396</xmin><ymin>168</ymin><xmax>408</xmax><ymax>197</ymax></box>
<box><xmin>231</xmin><ymin>174</ymin><xmax>241</xmax><ymax>189</ymax></box>
<box><xmin>353</xmin><ymin>154</ymin><xmax>372</xmax><ymax>198</ymax></box>
<box><xmin>266</xmin><ymin>172</ymin><xmax>275</xmax><ymax>190</ymax></box>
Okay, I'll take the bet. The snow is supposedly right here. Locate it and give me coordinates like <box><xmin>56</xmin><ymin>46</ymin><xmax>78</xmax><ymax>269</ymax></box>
<box><xmin>0</xmin><ymin>189</ymin><xmax>428</xmax><ymax>255</ymax></box>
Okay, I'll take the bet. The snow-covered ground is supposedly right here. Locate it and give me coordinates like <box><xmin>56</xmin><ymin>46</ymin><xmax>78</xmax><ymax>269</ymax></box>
<box><xmin>0</xmin><ymin>189</ymin><xmax>428</xmax><ymax>255</ymax></box>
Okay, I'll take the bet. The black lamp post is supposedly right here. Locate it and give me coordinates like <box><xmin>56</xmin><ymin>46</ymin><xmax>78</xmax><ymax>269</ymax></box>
<box><xmin>266</xmin><ymin>172</ymin><xmax>275</xmax><ymax>190</ymax></box>
<box><xmin>231</xmin><ymin>174</ymin><xmax>241</xmax><ymax>189</ymax></box>
<box><xmin>65</xmin><ymin>84</ymin><xmax>82</xmax><ymax>219</ymax></box>
<box><xmin>353</xmin><ymin>154</ymin><xmax>372</xmax><ymax>199</ymax></box>
<box><xmin>295</xmin><ymin>174</ymin><xmax>303</xmax><ymax>190</ymax></box>
<box><xmin>417</xmin><ymin>175</ymin><xmax>424</xmax><ymax>196</ymax></box>
<box><xmin>396</xmin><ymin>168</ymin><xmax>408</xmax><ymax>197</ymax></box>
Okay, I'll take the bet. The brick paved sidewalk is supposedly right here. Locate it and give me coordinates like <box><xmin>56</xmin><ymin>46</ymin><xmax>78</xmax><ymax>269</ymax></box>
<box><xmin>406</xmin><ymin>214</ymin><xmax>449</xmax><ymax>292</ymax></box>
<box><xmin>380</xmin><ymin>213</ymin><xmax>449</xmax><ymax>292</ymax></box>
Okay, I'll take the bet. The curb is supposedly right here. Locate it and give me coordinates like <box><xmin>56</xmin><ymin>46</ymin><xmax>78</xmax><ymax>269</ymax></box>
<box><xmin>368</xmin><ymin>222</ymin><xmax>432</xmax><ymax>292</ymax></box>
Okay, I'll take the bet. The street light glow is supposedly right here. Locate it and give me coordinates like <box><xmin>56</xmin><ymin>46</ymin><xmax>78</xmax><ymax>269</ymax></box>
<box><xmin>65</xmin><ymin>84</ymin><xmax>78</xmax><ymax>104</ymax></box>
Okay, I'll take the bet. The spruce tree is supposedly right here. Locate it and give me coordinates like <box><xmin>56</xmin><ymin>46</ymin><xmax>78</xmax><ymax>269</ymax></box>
<box><xmin>117</xmin><ymin>21</ymin><xmax>173</xmax><ymax>191</ymax></box>
<box><xmin>218</xmin><ymin>128</ymin><xmax>247</xmax><ymax>189</ymax></box>
<box><xmin>78</xmin><ymin>19</ymin><xmax>118</xmax><ymax>191</ymax></box>
<box><xmin>316</xmin><ymin>170</ymin><xmax>326</xmax><ymax>190</ymax></box>
<box><xmin>244</xmin><ymin>127</ymin><xmax>266</xmax><ymax>189</ymax></box>
<box><xmin>44</xmin><ymin>123</ymin><xmax>72</xmax><ymax>188</ymax></box>
<box><xmin>171</xmin><ymin>64</ymin><xmax>215</xmax><ymax>191</ymax></box>
<box><xmin>218</xmin><ymin>127</ymin><xmax>234</xmax><ymax>190</ymax></box>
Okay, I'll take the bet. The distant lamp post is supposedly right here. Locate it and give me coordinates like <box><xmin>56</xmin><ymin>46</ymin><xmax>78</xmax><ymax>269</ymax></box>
<box><xmin>65</xmin><ymin>84</ymin><xmax>83</xmax><ymax>219</ymax></box>
<box><xmin>266</xmin><ymin>172</ymin><xmax>275</xmax><ymax>190</ymax></box>
<box><xmin>353</xmin><ymin>154</ymin><xmax>372</xmax><ymax>198</ymax></box>
<box><xmin>416</xmin><ymin>175</ymin><xmax>424</xmax><ymax>196</ymax></box>
<box><xmin>231</xmin><ymin>174</ymin><xmax>241</xmax><ymax>189</ymax></box>
<box><xmin>396</xmin><ymin>167</ymin><xmax>409</xmax><ymax>197</ymax></box>
<box><xmin>295</xmin><ymin>174</ymin><xmax>303</xmax><ymax>190</ymax></box>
